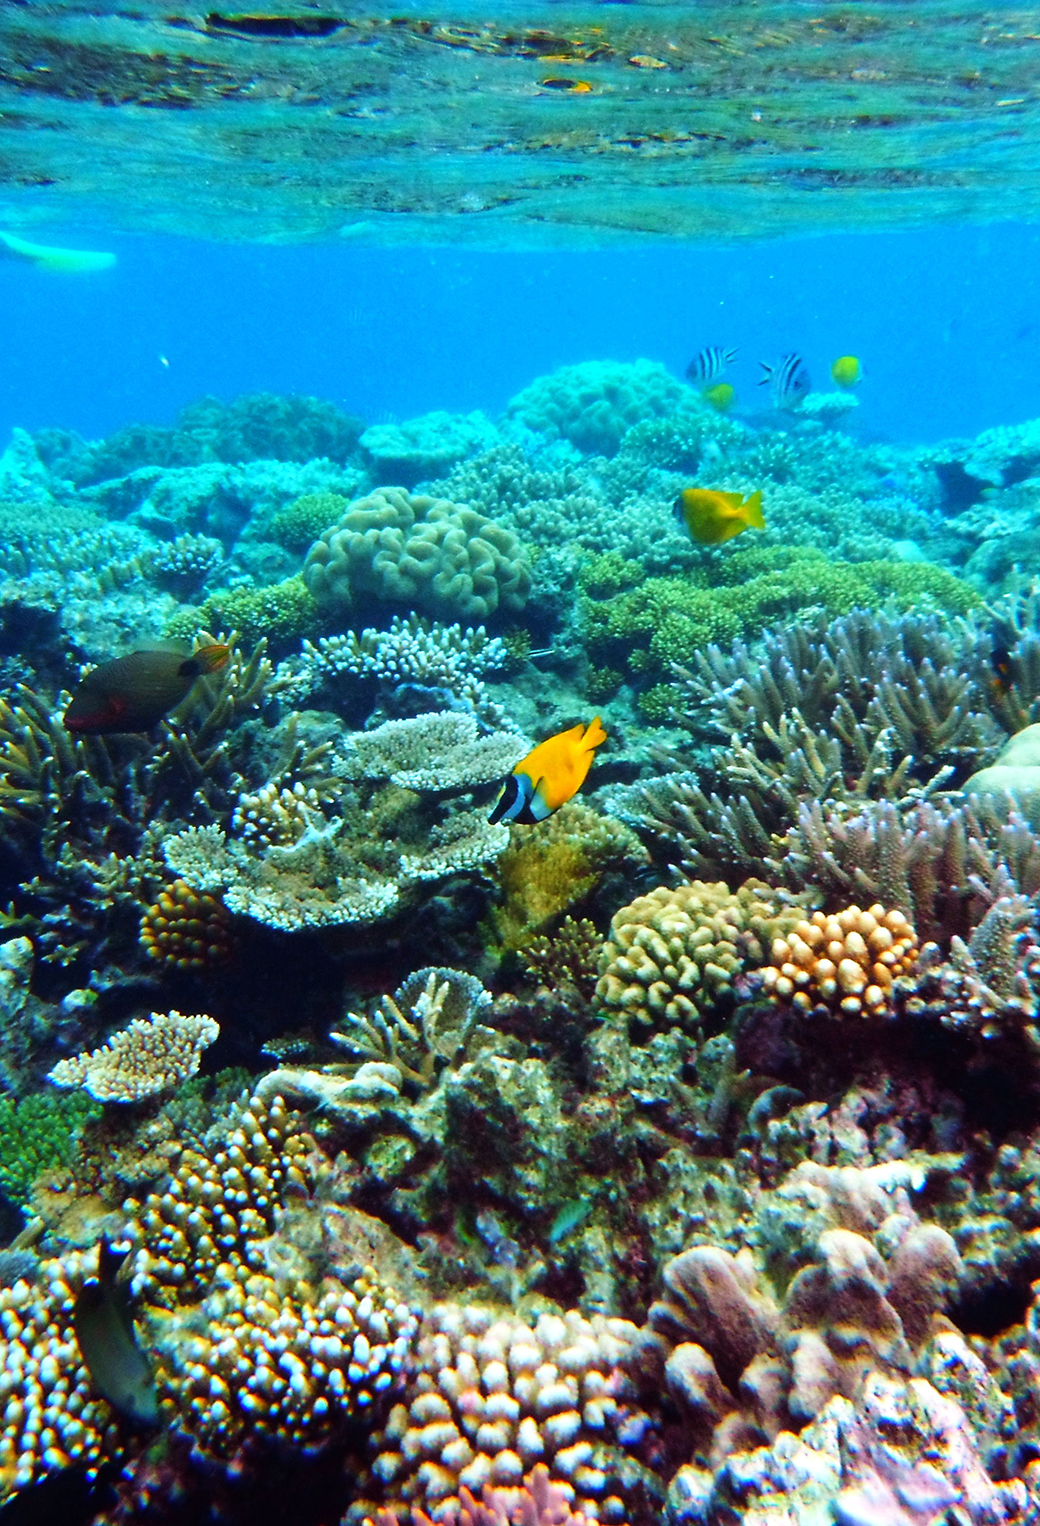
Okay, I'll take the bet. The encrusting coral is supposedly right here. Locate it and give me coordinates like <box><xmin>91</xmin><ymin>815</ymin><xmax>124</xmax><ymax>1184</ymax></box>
<box><xmin>47</xmin><ymin>1011</ymin><xmax>221</xmax><ymax>1102</ymax></box>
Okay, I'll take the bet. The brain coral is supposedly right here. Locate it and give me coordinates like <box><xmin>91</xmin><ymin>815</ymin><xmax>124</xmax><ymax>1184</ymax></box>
<box><xmin>596</xmin><ymin>880</ymin><xmax>806</xmax><ymax>1037</ymax></box>
<box><xmin>505</xmin><ymin>360</ymin><xmax>687</xmax><ymax>458</ymax></box>
<box><xmin>303</xmin><ymin>487</ymin><xmax>530</xmax><ymax>622</ymax></box>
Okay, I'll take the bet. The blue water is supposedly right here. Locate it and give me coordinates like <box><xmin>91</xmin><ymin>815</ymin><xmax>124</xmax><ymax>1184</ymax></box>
<box><xmin>4</xmin><ymin>219</ymin><xmax>1039</xmax><ymax>448</ymax></box>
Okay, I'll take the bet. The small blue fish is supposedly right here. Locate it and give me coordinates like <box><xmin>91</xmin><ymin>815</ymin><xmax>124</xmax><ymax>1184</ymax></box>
<box><xmin>759</xmin><ymin>353</ymin><xmax>811</xmax><ymax>409</ymax></box>
<box><xmin>686</xmin><ymin>345</ymin><xmax>738</xmax><ymax>386</ymax></box>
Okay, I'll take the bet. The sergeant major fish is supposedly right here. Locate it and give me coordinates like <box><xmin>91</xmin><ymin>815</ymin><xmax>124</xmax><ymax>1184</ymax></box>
<box><xmin>759</xmin><ymin>352</ymin><xmax>811</xmax><ymax>409</ymax></box>
<box><xmin>686</xmin><ymin>345</ymin><xmax>738</xmax><ymax>386</ymax></box>
<box><xmin>489</xmin><ymin>718</ymin><xmax>607</xmax><ymax>825</ymax></box>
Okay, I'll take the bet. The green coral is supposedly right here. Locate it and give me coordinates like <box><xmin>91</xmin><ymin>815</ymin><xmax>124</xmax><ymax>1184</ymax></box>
<box><xmin>0</xmin><ymin>1092</ymin><xmax>102</xmax><ymax>1208</ymax></box>
<box><xmin>267</xmin><ymin>492</ymin><xmax>351</xmax><ymax>552</ymax></box>
<box><xmin>577</xmin><ymin>550</ymin><xmax>645</xmax><ymax>599</ymax></box>
<box><xmin>195</xmin><ymin>576</ymin><xmax>321</xmax><ymax>647</ymax></box>
<box><xmin>586</xmin><ymin>548</ymin><xmax>981</xmax><ymax>696</ymax></box>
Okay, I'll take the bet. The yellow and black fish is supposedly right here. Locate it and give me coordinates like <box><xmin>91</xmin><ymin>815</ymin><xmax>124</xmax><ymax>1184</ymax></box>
<box><xmin>489</xmin><ymin>718</ymin><xmax>607</xmax><ymax>824</ymax></box>
<box><xmin>990</xmin><ymin>640</ymin><xmax>1014</xmax><ymax>697</ymax></box>
<box><xmin>64</xmin><ymin>644</ymin><xmax>230</xmax><ymax>734</ymax></box>
<box><xmin>74</xmin><ymin>1237</ymin><xmax>159</xmax><ymax>1428</ymax></box>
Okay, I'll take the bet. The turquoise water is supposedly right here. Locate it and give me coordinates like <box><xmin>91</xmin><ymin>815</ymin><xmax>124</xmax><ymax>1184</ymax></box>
<box><xmin>3</xmin><ymin>5</ymin><xmax>1040</xmax><ymax>1525</ymax></box>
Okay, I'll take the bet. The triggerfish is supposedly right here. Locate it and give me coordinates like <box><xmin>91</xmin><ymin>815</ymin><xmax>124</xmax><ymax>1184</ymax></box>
<box><xmin>64</xmin><ymin>644</ymin><xmax>230</xmax><ymax>734</ymax></box>
<box><xmin>759</xmin><ymin>353</ymin><xmax>811</xmax><ymax>409</ymax></box>
<box><xmin>489</xmin><ymin>718</ymin><xmax>607</xmax><ymax>824</ymax></box>
<box><xmin>674</xmin><ymin>487</ymin><xmax>765</xmax><ymax>545</ymax></box>
<box><xmin>0</xmin><ymin>230</ymin><xmax>116</xmax><ymax>274</ymax></box>
<box><xmin>831</xmin><ymin>354</ymin><xmax>863</xmax><ymax>390</ymax></box>
<box><xmin>74</xmin><ymin>1237</ymin><xmax>160</xmax><ymax>1428</ymax></box>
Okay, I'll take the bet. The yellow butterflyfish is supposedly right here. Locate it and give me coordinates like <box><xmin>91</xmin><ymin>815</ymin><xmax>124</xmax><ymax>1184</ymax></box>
<box><xmin>830</xmin><ymin>354</ymin><xmax>862</xmax><ymax>390</ymax></box>
<box><xmin>674</xmin><ymin>487</ymin><xmax>765</xmax><ymax>546</ymax></box>
<box><xmin>701</xmin><ymin>381</ymin><xmax>736</xmax><ymax>413</ymax></box>
<box><xmin>489</xmin><ymin>718</ymin><xmax>607</xmax><ymax>824</ymax></box>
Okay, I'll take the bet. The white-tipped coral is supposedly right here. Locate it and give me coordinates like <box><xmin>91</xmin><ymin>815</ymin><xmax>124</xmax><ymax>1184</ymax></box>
<box><xmin>355</xmin><ymin>1304</ymin><xmax>656</xmax><ymax>1526</ymax></box>
<box><xmin>47</xmin><ymin>1011</ymin><xmax>220</xmax><ymax>1103</ymax></box>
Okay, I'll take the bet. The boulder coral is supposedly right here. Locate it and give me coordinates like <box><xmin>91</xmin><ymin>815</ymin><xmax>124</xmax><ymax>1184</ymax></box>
<box><xmin>595</xmin><ymin>880</ymin><xmax>805</xmax><ymax>1038</ymax></box>
<box><xmin>303</xmin><ymin>487</ymin><xmax>530</xmax><ymax>623</ymax></box>
<box><xmin>759</xmin><ymin>905</ymin><xmax>920</xmax><ymax>1019</ymax></box>
<box><xmin>505</xmin><ymin>360</ymin><xmax>687</xmax><ymax>458</ymax></box>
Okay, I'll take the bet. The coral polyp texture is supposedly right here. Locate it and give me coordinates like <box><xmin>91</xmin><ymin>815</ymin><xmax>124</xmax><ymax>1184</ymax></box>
<box><xmin>302</xmin><ymin>487</ymin><xmax>531</xmax><ymax>621</ymax></box>
<box><xmin>47</xmin><ymin>1010</ymin><xmax>221</xmax><ymax>1102</ymax></box>
<box><xmin>140</xmin><ymin>878</ymin><xmax>234</xmax><ymax>968</ymax></box>
<box><xmin>595</xmin><ymin>880</ymin><xmax>805</xmax><ymax>1037</ymax></box>
<box><xmin>759</xmin><ymin>905</ymin><xmax>920</xmax><ymax>1017</ymax></box>
<box><xmin>354</xmin><ymin>1303</ymin><xmax>657</xmax><ymax>1526</ymax></box>
<box><xmin>7</xmin><ymin>373</ymin><xmax>1040</xmax><ymax>1524</ymax></box>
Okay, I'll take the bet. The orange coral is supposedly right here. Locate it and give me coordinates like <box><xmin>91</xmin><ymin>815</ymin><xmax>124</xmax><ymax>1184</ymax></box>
<box><xmin>140</xmin><ymin>879</ymin><xmax>233</xmax><ymax>969</ymax></box>
<box><xmin>367</xmin><ymin>1463</ymin><xmax>595</xmax><ymax>1526</ymax></box>
<box><xmin>759</xmin><ymin>904</ymin><xmax>918</xmax><ymax>1017</ymax></box>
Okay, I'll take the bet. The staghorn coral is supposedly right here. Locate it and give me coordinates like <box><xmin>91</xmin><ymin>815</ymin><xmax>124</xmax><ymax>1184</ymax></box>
<box><xmin>0</xmin><ymin>1091</ymin><xmax>101</xmax><ymax>1208</ymax></box>
<box><xmin>352</xmin><ymin>1302</ymin><xmax>657</xmax><ymax>1526</ymax></box>
<box><xmin>595</xmin><ymin>880</ymin><xmax>805</xmax><ymax>1039</ymax></box>
<box><xmin>330</xmin><ymin>968</ymin><xmax>493</xmax><ymax>1094</ymax></box>
<box><xmin>139</xmin><ymin>878</ymin><xmax>233</xmax><ymax>968</ymax></box>
<box><xmin>759</xmin><ymin>904</ymin><xmax>920</xmax><ymax>1019</ymax></box>
<box><xmin>521</xmin><ymin>917</ymin><xmax>603</xmax><ymax>1002</ymax></box>
<box><xmin>303</xmin><ymin>487</ymin><xmax>530</xmax><ymax>622</ymax></box>
<box><xmin>47</xmin><ymin>1011</ymin><xmax>220</xmax><ymax>1103</ymax></box>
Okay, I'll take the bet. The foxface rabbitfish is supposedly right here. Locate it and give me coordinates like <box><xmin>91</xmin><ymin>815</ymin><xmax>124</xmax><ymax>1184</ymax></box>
<box><xmin>489</xmin><ymin>718</ymin><xmax>607</xmax><ymax>825</ymax></box>
<box><xmin>63</xmin><ymin>644</ymin><xmax>230</xmax><ymax>734</ymax></box>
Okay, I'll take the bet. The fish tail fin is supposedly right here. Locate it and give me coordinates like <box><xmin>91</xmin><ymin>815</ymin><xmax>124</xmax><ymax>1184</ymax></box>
<box><xmin>743</xmin><ymin>490</ymin><xmax>765</xmax><ymax>529</ymax></box>
<box><xmin>584</xmin><ymin>716</ymin><xmax>607</xmax><ymax>751</ymax></box>
<box><xmin>758</xmin><ymin>361</ymin><xmax>772</xmax><ymax>383</ymax></box>
<box><xmin>192</xmin><ymin>643</ymin><xmax>231</xmax><ymax>674</ymax></box>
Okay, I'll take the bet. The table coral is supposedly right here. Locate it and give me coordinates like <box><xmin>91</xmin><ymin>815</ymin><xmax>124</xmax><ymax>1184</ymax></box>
<box><xmin>303</xmin><ymin>487</ymin><xmax>530</xmax><ymax>622</ymax></box>
<box><xmin>759</xmin><ymin>905</ymin><xmax>920</xmax><ymax>1019</ymax></box>
<box><xmin>340</xmin><ymin>713</ymin><xmax>525</xmax><ymax>792</ymax></box>
<box><xmin>47</xmin><ymin>1011</ymin><xmax>220</xmax><ymax>1103</ymax></box>
<box><xmin>595</xmin><ymin>880</ymin><xmax>805</xmax><ymax>1038</ymax></box>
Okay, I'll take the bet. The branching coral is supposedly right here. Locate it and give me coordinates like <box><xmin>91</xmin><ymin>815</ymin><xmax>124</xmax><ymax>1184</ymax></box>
<box><xmin>330</xmin><ymin>968</ymin><xmax>492</xmax><ymax>1093</ymax></box>
<box><xmin>340</xmin><ymin>713</ymin><xmax>525</xmax><ymax>792</ymax></box>
<box><xmin>139</xmin><ymin>879</ymin><xmax>233</xmax><ymax>968</ymax></box>
<box><xmin>47</xmin><ymin>1011</ymin><xmax>220</xmax><ymax>1102</ymax></box>
<box><xmin>280</xmin><ymin>614</ymin><xmax>511</xmax><ymax>728</ymax></box>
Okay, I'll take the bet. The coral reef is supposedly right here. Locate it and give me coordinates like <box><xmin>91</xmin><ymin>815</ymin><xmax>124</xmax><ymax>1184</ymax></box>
<box><xmin>759</xmin><ymin>904</ymin><xmax>920</xmax><ymax>1019</ymax></box>
<box><xmin>303</xmin><ymin>488</ymin><xmax>530</xmax><ymax>622</ymax></box>
<box><xmin>48</xmin><ymin>1011</ymin><xmax>221</xmax><ymax>1102</ymax></box>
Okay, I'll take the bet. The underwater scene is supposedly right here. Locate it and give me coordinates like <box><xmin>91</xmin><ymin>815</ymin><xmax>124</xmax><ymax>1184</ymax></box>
<box><xmin>8</xmin><ymin>3</ymin><xmax>1040</xmax><ymax>1525</ymax></box>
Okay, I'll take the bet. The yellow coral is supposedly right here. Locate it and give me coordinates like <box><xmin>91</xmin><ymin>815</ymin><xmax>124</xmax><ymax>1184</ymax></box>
<box><xmin>140</xmin><ymin>879</ymin><xmax>233</xmax><ymax>969</ymax></box>
<box><xmin>759</xmin><ymin>904</ymin><xmax>919</xmax><ymax>1017</ymax></box>
<box><xmin>596</xmin><ymin>879</ymin><xmax>805</xmax><ymax>1036</ymax></box>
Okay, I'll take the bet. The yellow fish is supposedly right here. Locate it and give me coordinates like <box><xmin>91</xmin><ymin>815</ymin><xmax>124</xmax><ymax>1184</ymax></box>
<box><xmin>489</xmin><ymin>718</ymin><xmax>607</xmax><ymax>824</ymax></box>
<box><xmin>674</xmin><ymin>488</ymin><xmax>765</xmax><ymax>545</ymax></box>
<box><xmin>831</xmin><ymin>354</ymin><xmax>862</xmax><ymax>390</ymax></box>
<box><xmin>701</xmin><ymin>382</ymin><xmax>735</xmax><ymax>413</ymax></box>
<box><xmin>0</xmin><ymin>231</ymin><xmax>116</xmax><ymax>274</ymax></box>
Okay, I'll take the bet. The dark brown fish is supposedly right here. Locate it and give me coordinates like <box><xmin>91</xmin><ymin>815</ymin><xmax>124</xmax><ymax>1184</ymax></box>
<box><xmin>63</xmin><ymin>644</ymin><xmax>229</xmax><ymax>734</ymax></box>
<box><xmin>74</xmin><ymin>1236</ymin><xmax>159</xmax><ymax>1428</ymax></box>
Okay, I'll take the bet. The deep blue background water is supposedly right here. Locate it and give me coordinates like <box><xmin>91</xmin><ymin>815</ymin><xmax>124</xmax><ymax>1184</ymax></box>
<box><xmin>3</xmin><ymin>219</ymin><xmax>1039</xmax><ymax>450</ymax></box>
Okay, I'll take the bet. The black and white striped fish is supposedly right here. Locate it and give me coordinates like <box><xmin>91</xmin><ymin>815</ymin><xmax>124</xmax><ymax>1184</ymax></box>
<box><xmin>686</xmin><ymin>346</ymin><xmax>738</xmax><ymax>385</ymax></box>
<box><xmin>759</xmin><ymin>353</ymin><xmax>811</xmax><ymax>409</ymax></box>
